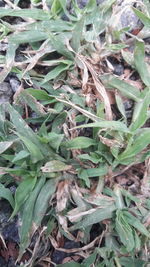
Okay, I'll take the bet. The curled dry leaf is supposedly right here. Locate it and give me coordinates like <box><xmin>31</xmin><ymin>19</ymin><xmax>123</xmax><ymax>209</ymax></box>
<box><xmin>67</xmin><ymin>207</ymin><xmax>98</xmax><ymax>223</ymax></box>
<box><xmin>141</xmin><ymin>158</ymin><xmax>150</xmax><ymax>197</ymax></box>
<box><xmin>41</xmin><ymin>160</ymin><xmax>72</xmax><ymax>173</ymax></box>
<box><xmin>56</xmin><ymin>180</ymin><xmax>70</xmax><ymax>212</ymax></box>
<box><xmin>99</xmin><ymin>135</ymin><xmax>123</xmax><ymax>148</ymax></box>
<box><xmin>78</xmin><ymin>55</ymin><xmax>113</xmax><ymax>120</ymax></box>
<box><xmin>50</xmin><ymin>235</ymin><xmax>101</xmax><ymax>253</ymax></box>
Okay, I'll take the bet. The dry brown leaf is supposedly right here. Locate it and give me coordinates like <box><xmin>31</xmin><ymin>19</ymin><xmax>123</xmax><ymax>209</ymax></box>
<box><xmin>50</xmin><ymin>235</ymin><xmax>100</xmax><ymax>253</ymax></box>
<box><xmin>56</xmin><ymin>180</ymin><xmax>70</xmax><ymax>212</ymax></box>
<box><xmin>141</xmin><ymin>158</ymin><xmax>150</xmax><ymax>197</ymax></box>
<box><xmin>78</xmin><ymin>55</ymin><xmax>112</xmax><ymax>120</ymax></box>
<box><xmin>67</xmin><ymin>207</ymin><xmax>98</xmax><ymax>223</ymax></box>
<box><xmin>99</xmin><ymin>135</ymin><xmax>123</xmax><ymax>148</ymax></box>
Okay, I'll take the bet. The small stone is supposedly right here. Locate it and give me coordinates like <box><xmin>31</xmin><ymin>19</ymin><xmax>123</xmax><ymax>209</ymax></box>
<box><xmin>0</xmin><ymin>82</ymin><xmax>13</xmax><ymax>104</ymax></box>
<box><xmin>0</xmin><ymin>42</ymin><xmax>8</xmax><ymax>52</ymax></box>
<box><xmin>123</xmin><ymin>100</ymin><xmax>133</xmax><ymax>110</ymax></box>
<box><xmin>120</xmin><ymin>9</ymin><xmax>140</xmax><ymax>30</ymax></box>
<box><xmin>9</xmin><ymin>77</ymin><xmax>21</xmax><ymax>93</ymax></box>
<box><xmin>113</xmin><ymin>63</ymin><xmax>124</xmax><ymax>76</ymax></box>
<box><xmin>0</xmin><ymin>0</ymin><xmax>5</xmax><ymax>7</ymax></box>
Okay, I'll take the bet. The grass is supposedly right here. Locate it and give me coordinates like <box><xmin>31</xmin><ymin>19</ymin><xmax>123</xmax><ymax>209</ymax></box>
<box><xmin>0</xmin><ymin>0</ymin><xmax>150</xmax><ymax>266</ymax></box>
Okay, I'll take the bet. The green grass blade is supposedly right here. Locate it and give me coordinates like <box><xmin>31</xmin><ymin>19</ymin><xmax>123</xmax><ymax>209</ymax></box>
<box><xmin>33</xmin><ymin>178</ymin><xmax>58</xmax><ymax>231</ymax></box>
<box><xmin>11</xmin><ymin>176</ymin><xmax>37</xmax><ymax>218</ymax></box>
<box><xmin>101</xmin><ymin>75</ymin><xmax>141</xmax><ymax>102</ymax></box>
<box><xmin>18</xmin><ymin>176</ymin><xmax>46</xmax><ymax>260</ymax></box>
<box><xmin>0</xmin><ymin>8</ymin><xmax>50</xmax><ymax>20</ymax></box>
<box><xmin>119</xmin><ymin>128</ymin><xmax>150</xmax><ymax>160</ymax></box>
<box><xmin>130</xmin><ymin>90</ymin><xmax>150</xmax><ymax>132</ymax></box>
<box><xmin>0</xmin><ymin>183</ymin><xmax>15</xmax><ymax>209</ymax></box>
<box><xmin>134</xmin><ymin>41</ymin><xmax>150</xmax><ymax>87</ymax></box>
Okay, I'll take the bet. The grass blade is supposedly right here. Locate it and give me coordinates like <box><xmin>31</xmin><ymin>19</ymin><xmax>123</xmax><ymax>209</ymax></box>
<box><xmin>119</xmin><ymin>129</ymin><xmax>150</xmax><ymax>160</ymax></box>
<box><xmin>134</xmin><ymin>41</ymin><xmax>150</xmax><ymax>87</ymax></box>
<box><xmin>11</xmin><ymin>176</ymin><xmax>37</xmax><ymax>218</ymax></box>
<box><xmin>18</xmin><ymin>176</ymin><xmax>46</xmax><ymax>260</ymax></box>
<box><xmin>0</xmin><ymin>183</ymin><xmax>14</xmax><ymax>208</ymax></box>
<box><xmin>101</xmin><ymin>75</ymin><xmax>141</xmax><ymax>102</ymax></box>
<box><xmin>33</xmin><ymin>178</ymin><xmax>58</xmax><ymax>231</ymax></box>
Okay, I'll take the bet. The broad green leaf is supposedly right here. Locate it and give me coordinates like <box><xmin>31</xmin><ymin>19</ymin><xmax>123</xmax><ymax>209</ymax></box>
<box><xmin>0</xmin><ymin>183</ymin><xmax>14</xmax><ymax>208</ymax></box>
<box><xmin>42</xmin><ymin>63</ymin><xmax>71</xmax><ymax>84</ymax></box>
<box><xmin>133</xmin><ymin>7</ymin><xmax>150</xmax><ymax>28</ymax></box>
<box><xmin>33</xmin><ymin>178</ymin><xmax>58</xmax><ymax>229</ymax></box>
<box><xmin>101</xmin><ymin>74</ymin><xmax>141</xmax><ymax>101</ymax></box>
<box><xmin>25</xmin><ymin>88</ymin><xmax>53</xmax><ymax>101</ymax></box>
<box><xmin>17</xmin><ymin>134</ymin><xmax>44</xmax><ymax>163</ymax></box>
<box><xmin>130</xmin><ymin>90</ymin><xmax>150</xmax><ymax>131</ymax></box>
<box><xmin>134</xmin><ymin>41</ymin><xmax>150</xmax><ymax>87</ymax></box>
<box><xmin>0</xmin><ymin>8</ymin><xmax>50</xmax><ymax>20</ymax></box>
<box><xmin>19</xmin><ymin>176</ymin><xmax>46</xmax><ymax>260</ymax></box>
<box><xmin>115</xmin><ymin>210</ymin><xmax>135</xmax><ymax>252</ymax></box>
<box><xmin>41</xmin><ymin>160</ymin><xmax>71</xmax><ymax>173</ymax></box>
<box><xmin>11</xmin><ymin>176</ymin><xmax>37</xmax><ymax>218</ymax></box>
<box><xmin>47</xmin><ymin>132</ymin><xmax>64</xmax><ymax>152</ymax></box>
<box><xmin>123</xmin><ymin>210</ymin><xmax>150</xmax><ymax>237</ymax></box>
<box><xmin>71</xmin><ymin>16</ymin><xmax>85</xmax><ymax>52</ymax></box>
<box><xmin>75</xmin><ymin>121</ymin><xmax>129</xmax><ymax>133</ymax></box>
<box><xmin>63</xmin><ymin>137</ymin><xmax>97</xmax><ymax>149</ymax></box>
<box><xmin>48</xmin><ymin>33</ymin><xmax>74</xmax><ymax>60</ymax></box>
<box><xmin>12</xmin><ymin>150</ymin><xmax>30</xmax><ymax>163</ymax></box>
<box><xmin>0</xmin><ymin>141</ymin><xmax>13</xmax><ymax>154</ymax></box>
<box><xmin>119</xmin><ymin>128</ymin><xmax>150</xmax><ymax>160</ymax></box>
<box><xmin>70</xmin><ymin>204</ymin><xmax>116</xmax><ymax>230</ymax></box>
<box><xmin>9</xmin><ymin>30</ymin><xmax>48</xmax><ymax>44</ymax></box>
<box><xmin>6</xmin><ymin>103</ymin><xmax>46</xmax><ymax>156</ymax></box>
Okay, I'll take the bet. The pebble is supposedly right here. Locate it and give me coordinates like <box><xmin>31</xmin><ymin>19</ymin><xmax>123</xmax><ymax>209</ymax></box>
<box><xmin>0</xmin><ymin>0</ymin><xmax>5</xmax><ymax>7</ymax></box>
<box><xmin>120</xmin><ymin>8</ymin><xmax>140</xmax><ymax>30</ymax></box>
<box><xmin>0</xmin><ymin>43</ymin><xmax>8</xmax><ymax>52</ymax></box>
<box><xmin>9</xmin><ymin>78</ymin><xmax>21</xmax><ymax>93</ymax></box>
<box><xmin>113</xmin><ymin>63</ymin><xmax>124</xmax><ymax>76</ymax></box>
<box><xmin>0</xmin><ymin>82</ymin><xmax>13</xmax><ymax>104</ymax></box>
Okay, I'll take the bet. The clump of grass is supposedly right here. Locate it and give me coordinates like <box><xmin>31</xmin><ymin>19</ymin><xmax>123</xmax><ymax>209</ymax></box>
<box><xmin>0</xmin><ymin>0</ymin><xmax>150</xmax><ymax>266</ymax></box>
